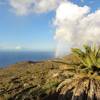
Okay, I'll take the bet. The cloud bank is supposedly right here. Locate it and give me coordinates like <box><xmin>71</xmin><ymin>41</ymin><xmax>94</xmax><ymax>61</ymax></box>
<box><xmin>9</xmin><ymin>0</ymin><xmax>63</xmax><ymax>15</ymax></box>
<box><xmin>54</xmin><ymin>1</ymin><xmax>100</xmax><ymax>56</ymax></box>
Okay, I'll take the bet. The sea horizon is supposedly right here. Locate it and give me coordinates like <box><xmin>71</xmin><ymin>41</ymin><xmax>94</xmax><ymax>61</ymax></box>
<box><xmin>0</xmin><ymin>51</ymin><xmax>54</xmax><ymax>67</ymax></box>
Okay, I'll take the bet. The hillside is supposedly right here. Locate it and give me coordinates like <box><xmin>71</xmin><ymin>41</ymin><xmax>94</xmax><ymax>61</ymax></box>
<box><xmin>0</xmin><ymin>55</ymin><xmax>79</xmax><ymax>100</ymax></box>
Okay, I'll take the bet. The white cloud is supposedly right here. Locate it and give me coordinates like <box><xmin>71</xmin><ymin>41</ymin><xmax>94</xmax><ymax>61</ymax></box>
<box><xmin>9</xmin><ymin>0</ymin><xmax>35</xmax><ymax>15</ymax></box>
<box><xmin>54</xmin><ymin>1</ymin><xmax>100</xmax><ymax>56</ymax></box>
<box><xmin>15</xmin><ymin>46</ymin><xmax>22</xmax><ymax>50</ymax></box>
<box><xmin>33</xmin><ymin>0</ymin><xmax>59</xmax><ymax>13</ymax></box>
<box><xmin>0</xmin><ymin>44</ymin><xmax>23</xmax><ymax>51</ymax></box>
<box><xmin>9</xmin><ymin>0</ymin><xmax>64</xmax><ymax>15</ymax></box>
<box><xmin>55</xmin><ymin>2</ymin><xmax>89</xmax><ymax>21</ymax></box>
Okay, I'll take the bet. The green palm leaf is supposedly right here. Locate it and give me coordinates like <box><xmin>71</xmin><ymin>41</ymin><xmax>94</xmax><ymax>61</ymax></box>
<box><xmin>71</xmin><ymin>44</ymin><xmax>100</xmax><ymax>74</ymax></box>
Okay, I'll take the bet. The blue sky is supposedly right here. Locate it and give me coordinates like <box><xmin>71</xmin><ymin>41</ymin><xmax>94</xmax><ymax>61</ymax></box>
<box><xmin>0</xmin><ymin>0</ymin><xmax>100</xmax><ymax>51</ymax></box>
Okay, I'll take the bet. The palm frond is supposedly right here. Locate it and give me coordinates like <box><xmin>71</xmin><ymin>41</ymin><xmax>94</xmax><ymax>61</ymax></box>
<box><xmin>71</xmin><ymin>44</ymin><xmax>100</xmax><ymax>74</ymax></box>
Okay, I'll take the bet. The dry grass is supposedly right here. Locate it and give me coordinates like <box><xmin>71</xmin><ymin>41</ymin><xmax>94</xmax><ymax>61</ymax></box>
<box><xmin>0</xmin><ymin>55</ymin><xmax>77</xmax><ymax>100</ymax></box>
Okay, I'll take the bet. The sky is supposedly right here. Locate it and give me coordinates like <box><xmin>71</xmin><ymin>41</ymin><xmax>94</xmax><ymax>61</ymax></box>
<box><xmin>0</xmin><ymin>0</ymin><xmax>100</xmax><ymax>52</ymax></box>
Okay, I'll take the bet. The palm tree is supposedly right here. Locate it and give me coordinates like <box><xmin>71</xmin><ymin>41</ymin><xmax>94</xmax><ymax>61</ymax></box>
<box><xmin>72</xmin><ymin>45</ymin><xmax>100</xmax><ymax>74</ymax></box>
<box><xmin>57</xmin><ymin>44</ymin><xmax>100</xmax><ymax>100</ymax></box>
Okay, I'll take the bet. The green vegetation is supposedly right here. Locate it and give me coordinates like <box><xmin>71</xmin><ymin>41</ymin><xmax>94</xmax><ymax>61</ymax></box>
<box><xmin>57</xmin><ymin>44</ymin><xmax>100</xmax><ymax>100</ymax></box>
<box><xmin>72</xmin><ymin>45</ymin><xmax>100</xmax><ymax>74</ymax></box>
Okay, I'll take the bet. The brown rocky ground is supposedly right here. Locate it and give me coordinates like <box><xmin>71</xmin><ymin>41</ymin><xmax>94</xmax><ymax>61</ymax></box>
<box><xmin>0</xmin><ymin>55</ymin><xmax>78</xmax><ymax>100</ymax></box>
<box><xmin>1</xmin><ymin>54</ymin><xmax>99</xmax><ymax>100</ymax></box>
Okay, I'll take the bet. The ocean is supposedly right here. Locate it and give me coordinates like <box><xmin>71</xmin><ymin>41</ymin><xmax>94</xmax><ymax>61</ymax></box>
<box><xmin>0</xmin><ymin>51</ymin><xmax>54</xmax><ymax>67</ymax></box>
